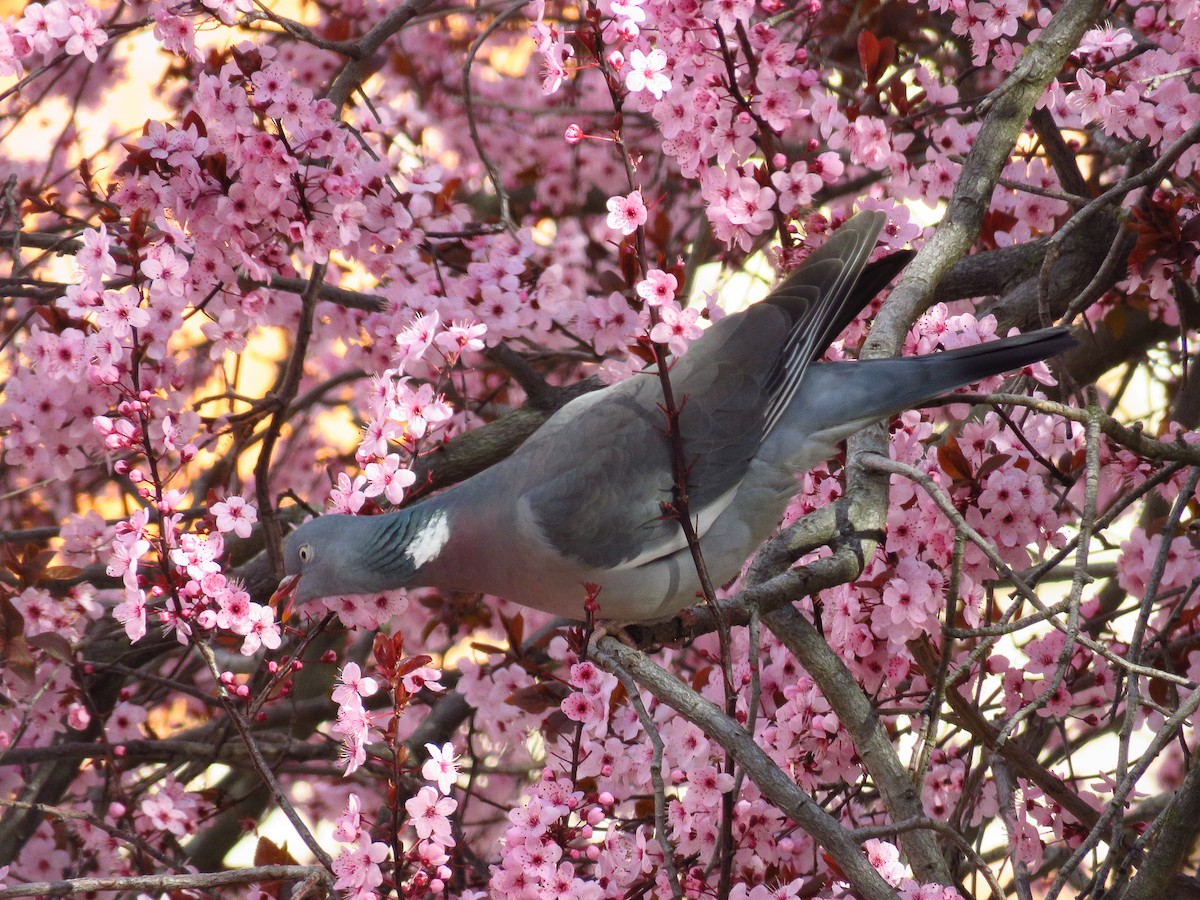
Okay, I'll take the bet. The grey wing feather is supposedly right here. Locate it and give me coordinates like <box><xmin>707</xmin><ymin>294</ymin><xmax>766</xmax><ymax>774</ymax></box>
<box><xmin>517</xmin><ymin>307</ymin><xmax>791</xmax><ymax>569</ymax></box>
<box><xmin>513</xmin><ymin>378</ymin><xmax>684</xmax><ymax>569</ymax></box>
<box><xmin>519</xmin><ymin>210</ymin><xmax>892</xmax><ymax>570</ymax></box>
<box><xmin>761</xmin><ymin>210</ymin><xmax>887</xmax><ymax>436</ymax></box>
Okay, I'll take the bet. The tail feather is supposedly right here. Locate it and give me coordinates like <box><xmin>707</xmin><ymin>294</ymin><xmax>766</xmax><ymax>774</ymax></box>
<box><xmin>777</xmin><ymin>326</ymin><xmax>1077</xmax><ymax>455</ymax></box>
<box><xmin>761</xmin><ymin>212</ymin><xmax>913</xmax><ymax>439</ymax></box>
<box><xmin>895</xmin><ymin>326</ymin><xmax>1077</xmax><ymax>406</ymax></box>
<box><xmin>765</xmin><ymin>214</ymin><xmax>913</xmax><ymax>351</ymax></box>
<box><xmin>850</xmin><ymin>325</ymin><xmax>1078</xmax><ymax>422</ymax></box>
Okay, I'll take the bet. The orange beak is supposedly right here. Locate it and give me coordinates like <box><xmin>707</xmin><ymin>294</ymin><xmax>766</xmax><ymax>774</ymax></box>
<box><xmin>270</xmin><ymin>573</ymin><xmax>300</xmax><ymax>612</ymax></box>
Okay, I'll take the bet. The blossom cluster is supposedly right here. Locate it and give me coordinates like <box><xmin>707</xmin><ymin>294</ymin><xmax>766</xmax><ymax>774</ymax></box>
<box><xmin>1</xmin><ymin>0</ymin><xmax>1198</xmax><ymax>896</ymax></box>
<box><xmin>1</xmin><ymin>0</ymin><xmax>107</xmax><ymax>73</ymax></box>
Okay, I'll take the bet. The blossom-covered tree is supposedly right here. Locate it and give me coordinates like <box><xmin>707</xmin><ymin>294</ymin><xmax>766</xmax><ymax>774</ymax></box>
<box><xmin>1</xmin><ymin>0</ymin><xmax>1198</xmax><ymax>897</ymax></box>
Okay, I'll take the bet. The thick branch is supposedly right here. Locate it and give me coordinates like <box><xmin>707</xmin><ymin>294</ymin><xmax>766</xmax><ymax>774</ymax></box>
<box><xmin>763</xmin><ymin>604</ymin><xmax>952</xmax><ymax>885</ymax></box>
<box><xmin>864</xmin><ymin>0</ymin><xmax>1105</xmax><ymax>354</ymax></box>
<box><xmin>0</xmin><ymin>866</ymin><xmax>330</xmax><ymax>900</ymax></box>
<box><xmin>326</xmin><ymin>0</ymin><xmax>443</xmax><ymax>109</ymax></box>
<box><xmin>1120</xmin><ymin>751</ymin><xmax>1200</xmax><ymax>900</ymax></box>
<box><xmin>591</xmin><ymin>636</ymin><xmax>900</xmax><ymax>899</ymax></box>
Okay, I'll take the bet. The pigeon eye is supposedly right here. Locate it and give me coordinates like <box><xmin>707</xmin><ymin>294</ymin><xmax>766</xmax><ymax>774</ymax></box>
<box><xmin>298</xmin><ymin>544</ymin><xmax>313</xmax><ymax>563</ymax></box>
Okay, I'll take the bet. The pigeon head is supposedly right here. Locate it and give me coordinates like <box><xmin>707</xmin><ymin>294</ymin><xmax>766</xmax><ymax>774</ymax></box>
<box><xmin>280</xmin><ymin>514</ymin><xmax>375</xmax><ymax>604</ymax></box>
<box><xmin>278</xmin><ymin>508</ymin><xmax>447</xmax><ymax>604</ymax></box>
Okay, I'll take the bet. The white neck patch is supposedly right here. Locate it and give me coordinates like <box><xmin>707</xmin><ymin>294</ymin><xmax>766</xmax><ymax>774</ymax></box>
<box><xmin>405</xmin><ymin>510</ymin><xmax>450</xmax><ymax>569</ymax></box>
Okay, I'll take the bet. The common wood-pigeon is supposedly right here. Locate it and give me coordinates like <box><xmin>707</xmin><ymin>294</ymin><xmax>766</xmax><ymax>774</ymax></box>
<box><xmin>276</xmin><ymin>211</ymin><xmax>1075</xmax><ymax>621</ymax></box>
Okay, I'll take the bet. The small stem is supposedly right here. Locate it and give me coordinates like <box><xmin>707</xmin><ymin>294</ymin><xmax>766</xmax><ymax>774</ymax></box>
<box><xmin>602</xmin><ymin>645</ymin><xmax>684</xmax><ymax>900</ymax></box>
<box><xmin>195</xmin><ymin>641</ymin><xmax>334</xmax><ymax>870</ymax></box>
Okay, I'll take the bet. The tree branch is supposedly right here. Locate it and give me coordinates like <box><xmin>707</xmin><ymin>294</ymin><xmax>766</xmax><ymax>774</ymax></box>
<box><xmin>590</xmin><ymin>636</ymin><xmax>900</xmax><ymax>900</ymax></box>
<box><xmin>0</xmin><ymin>866</ymin><xmax>331</xmax><ymax>900</ymax></box>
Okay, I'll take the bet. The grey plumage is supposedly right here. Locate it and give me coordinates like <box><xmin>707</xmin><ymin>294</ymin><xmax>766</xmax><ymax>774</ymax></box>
<box><xmin>280</xmin><ymin>211</ymin><xmax>1076</xmax><ymax>621</ymax></box>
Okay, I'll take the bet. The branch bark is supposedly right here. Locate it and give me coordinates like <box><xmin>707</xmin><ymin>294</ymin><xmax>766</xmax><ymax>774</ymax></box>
<box><xmin>0</xmin><ymin>866</ymin><xmax>330</xmax><ymax>900</ymax></box>
<box><xmin>763</xmin><ymin>604</ymin><xmax>953</xmax><ymax>885</ymax></box>
<box><xmin>591</xmin><ymin>635</ymin><xmax>901</xmax><ymax>900</ymax></box>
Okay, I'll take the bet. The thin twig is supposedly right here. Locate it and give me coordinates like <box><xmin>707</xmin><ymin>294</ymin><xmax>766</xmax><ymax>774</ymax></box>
<box><xmin>602</xmin><ymin>644</ymin><xmax>684</xmax><ymax>900</ymax></box>
<box><xmin>995</xmin><ymin>398</ymin><xmax>1101</xmax><ymax>743</ymax></box>
<box><xmin>1041</xmin><ymin>684</ymin><xmax>1200</xmax><ymax>900</ymax></box>
<box><xmin>992</xmin><ymin>759</ymin><xmax>1036</xmax><ymax>900</ymax></box>
<box><xmin>590</xmin><ymin>636</ymin><xmax>900</xmax><ymax>900</ymax></box>
<box><xmin>461</xmin><ymin>0</ymin><xmax>527</xmax><ymax>234</ymax></box>
<box><xmin>862</xmin><ymin>453</ymin><xmax>1192</xmax><ymax>688</ymax></box>
<box><xmin>195</xmin><ymin>642</ymin><xmax>334</xmax><ymax>870</ymax></box>
<box><xmin>0</xmin><ymin>866</ymin><xmax>330</xmax><ymax>900</ymax></box>
<box><xmin>255</xmin><ymin>263</ymin><xmax>324</xmax><ymax>577</ymax></box>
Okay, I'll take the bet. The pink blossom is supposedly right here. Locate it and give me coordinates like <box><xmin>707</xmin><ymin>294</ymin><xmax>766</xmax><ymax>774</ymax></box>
<box><xmin>539</xmin><ymin>39</ymin><xmax>574</xmax><ymax>94</ymax></box>
<box><xmin>726</xmin><ymin>179</ymin><xmax>776</xmax><ymax>229</ymax></box>
<box><xmin>1077</xmin><ymin>24</ymin><xmax>1134</xmax><ymax>58</ymax></box>
<box><xmin>390</xmin><ymin>380</ymin><xmax>453</xmax><ymax>440</ymax></box>
<box><xmin>611</xmin><ymin>0</ymin><xmax>646</xmax><ymax>25</ymax></box>
<box><xmin>75</xmin><ymin>225</ymin><xmax>116</xmax><ymax>287</ymax></box>
<box><xmin>333</xmin><ymin>794</ymin><xmax>364</xmax><ymax>843</ymax></box>
<box><xmin>332</xmin><ymin>835</ymin><xmax>388</xmax><ymax>894</ymax></box>
<box><xmin>422</xmin><ymin>742</ymin><xmax>460</xmax><ymax>795</ymax></box>
<box><xmin>107</xmin><ymin>532</ymin><xmax>150</xmax><ymax>592</ymax></box>
<box><xmin>15</xmin><ymin>4</ymin><xmax>54</xmax><ymax>55</ymax></box>
<box><xmin>333</xmin><ymin>662</ymin><xmax>380</xmax><ymax>707</ymax></box>
<box><xmin>363</xmin><ymin>453</ymin><xmax>417</xmax><ymax>505</ymax></box>
<box><xmin>434</xmin><ymin>319</ymin><xmax>487</xmax><ymax>357</ymax></box>
<box><xmin>771</xmin><ymin>162</ymin><xmax>821</xmax><ymax>214</ymax></box>
<box><xmin>649</xmin><ymin>303</ymin><xmax>703</xmax><ymax>355</ymax></box>
<box><xmin>329</xmin><ymin>473</ymin><xmax>368</xmax><ymax>515</ymax></box>
<box><xmin>152</xmin><ymin>8</ymin><xmax>197</xmax><ymax>59</ymax></box>
<box><xmin>1067</xmin><ymin>69</ymin><xmax>1110</xmax><ymax>125</ymax></box>
<box><xmin>584</xmin><ymin>291</ymin><xmax>640</xmax><ymax>355</ymax></box>
<box><xmin>636</xmin><ymin>269</ymin><xmax>678</xmax><ymax>306</ymax></box>
<box><xmin>401</xmin><ymin>664</ymin><xmax>444</xmax><ymax>694</ymax></box>
<box><xmin>332</xmin><ymin>696</ymin><xmax>373</xmax><ymax>776</ymax></box>
<box><xmin>625</xmin><ymin>48</ymin><xmax>671</xmax><ymax>99</ymax></box>
<box><xmin>107</xmin><ymin>701</ymin><xmax>148</xmax><ymax>742</ymax></box>
<box><xmin>138</xmin><ymin>777</ymin><xmax>201</xmax><ymax>838</ymax></box>
<box><xmin>570</xmin><ymin>661</ymin><xmax>602</xmax><ymax>692</ymax></box>
<box><xmin>96</xmin><ymin>287</ymin><xmax>149</xmax><ymax>338</ymax></box>
<box><xmin>606</xmin><ymin>190</ymin><xmax>648</xmax><ymax>235</ymax></box>
<box><xmin>839</xmin><ymin>115</ymin><xmax>896</xmax><ymax>167</ymax></box>
<box><xmin>211</xmin><ymin>495</ymin><xmax>258</xmax><ymax>539</ymax></box>
<box><xmin>46</xmin><ymin>3</ymin><xmax>106</xmax><ymax>62</ymax></box>
<box><xmin>160</xmin><ymin>411</ymin><xmax>200</xmax><ymax>454</ymax></box>
<box><xmin>686</xmin><ymin>765</ymin><xmax>733</xmax><ymax>807</ymax></box>
<box><xmin>0</xmin><ymin>25</ymin><xmax>31</xmax><ymax>78</ymax></box>
<box><xmin>704</xmin><ymin>0</ymin><xmax>756</xmax><ymax>31</ymax></box>
<box><xmin>201</xmin><ymin>0</ymin><xmax>252</xmax><ymax>26</ymax></box>
<box><xmin>59</xmin><ymin>510</ymin><xmax>109</xmax><ymax>565</ymax></box>
<box><xmin>864</xmin><ymin>838</ymin><xmax>906</xmax><ymax>886</ymax></box>
<box><xmin>141</xmin><ymin>244</ymin><xmax>188</xmax><ymax>295</ymax></box>
<box><xmin>66</xmin><ymin>701</ymin><xmax>90</xmax><ymax>731</ymax></box>
<box><xmin>561</xmin><ymin>691</ymin><xmax>600</xmax><ymax>724</ymax></box>
<box><xmin>405</xmin><ymin>785</ymin><xmax>457</xmax><ymax>843</ymax></box>
<box><xmin>201</xmin><ymin>310</ymin><xmax>249</xmax><ymax>359</ymax></box>
<box><xmin>170</xmin><ymin>532</ymin><xmax>224</xmax><ymax>580</ymax></box>
<box><xmin>239</xmin><ymin>603</ymin><xmax>281</xmax><ymax>655</ymax></box>
<box><xmin>215</xmin><ymin>583</ymin><xmax>253</xmax><ymax>633</ymax></box>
